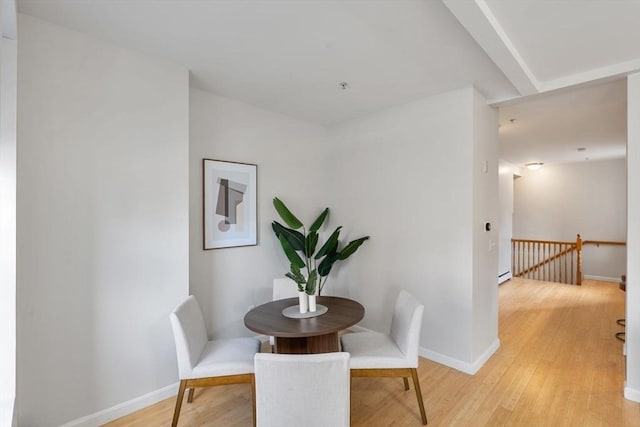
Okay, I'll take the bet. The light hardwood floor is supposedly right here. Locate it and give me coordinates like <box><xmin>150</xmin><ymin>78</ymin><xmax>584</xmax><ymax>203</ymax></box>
<box><xmin>105</xmin><ymin>278</ymin><xmax>640</xmax><ymax>426</ymax></box>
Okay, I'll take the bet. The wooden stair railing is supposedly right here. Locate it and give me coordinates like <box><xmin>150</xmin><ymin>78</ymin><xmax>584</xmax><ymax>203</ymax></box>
<box><xmin>512</xmin><ymin>234</ymin><xmax>582</xmax><ymax>285</ymax></box>
<box><xmin>511</xmin><ymin>235</ymin><xmax>626</xmax><ymax>285</ymax></box>
<box><xmin>583</xmin><ymin>240</ymin><xmax>627</xmax><ymax>247</ymax></box>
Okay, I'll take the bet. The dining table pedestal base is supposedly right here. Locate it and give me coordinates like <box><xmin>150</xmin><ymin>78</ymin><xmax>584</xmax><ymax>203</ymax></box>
<box><xmin>275</xmin><ymin>332</ymin><xmax>340</xmax><ymax>354</ymax></box>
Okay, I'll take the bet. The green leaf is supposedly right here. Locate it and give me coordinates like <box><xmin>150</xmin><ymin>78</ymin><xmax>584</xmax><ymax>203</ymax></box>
<box><xmin>305</xmin><ymin>231</ymin><xmax>319</xmax><ymax>258</ymax></box>
<box><xmin>309</xmin><ymin>208</ymin><xmax>329</xmax><ymax>232</ymax></box>
<box><xmin>318</xmin><ymin>251</ymin><xmax>339</xmax><ymax>277</ymax></box>
<box><xmin>273</xmin><ymin>197</ymin><xmax>303</xmax><ymax>229</ymax></box>
<box><xmin>289</xmin><ymin>263</ymin><xmax>304</xmax><ymax>281</ymax></box>
<box><xmin>279</xmin><ymin>235</ymin><xmax>305</xmax><ymax>268</ymax></box>
<box><xmin>338</xmin><ymin>236</ymin><xmax>370</xmax><ymax>260</ymax></box>
<box><xmin>286</xmin><ymin>264</ymin><xmax>306</xmax><ymax>291</ymax></box>
<box><xmin>272</xmin><ymin>221</ymin><xmax>305</xmax><ymax>251</ymax></box>
<box><xmin>305</xmin><ymin>269</ymin><xmax>318</xmax><ymax>294</ymax></box>
<box><xmin>314</xmin><ymin>226</ymin><xmax>342</xmax><ymax>259</ymax></box>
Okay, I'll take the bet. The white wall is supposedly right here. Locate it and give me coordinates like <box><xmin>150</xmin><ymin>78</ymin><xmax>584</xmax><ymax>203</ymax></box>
<box><xmin>625</xmin><ymin>73</ymin><xmax>640</xmax><ymax>402</ymax></box>
<box><xmin>0</xmin><ymin>28</ymin><xmax>17</xmax><ymax>427</ymax></box>
<box><xmin>13</xmin><ymin>17</ymin><xmax>505</xmax><ymax>423</ymax></box>
<box><xmin>471</xmin><ymin>90</ymin><xmax>499</xmax><ymax>363</ymax></box>
<box><xmin>513</xmin><ymin>159</ymin><xmax>627</xmax><ymax>281</ymax></box>
<box><xmin>498</xmin><ymin>161</ymin><xmax>519</xmax><ymax>282</ymax></box>
<box><xmin>189</xmin><ymin>88</ymin><xmax>327</xmax><ymax>338</ymax></box>
<box><xmin>17</xmin><ymin>15</ymin><xmax>189</xmax><ymax>426</ymax></box>
<box><xmin>325</xmin><ymin>87</ymin><xmax>498</xmax><ymax>372</ymax></box>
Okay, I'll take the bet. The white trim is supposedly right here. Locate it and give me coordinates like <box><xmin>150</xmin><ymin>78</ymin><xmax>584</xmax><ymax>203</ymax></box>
<box><xmin>444</xmin><ymin>0</ymin><xmax>640</xmax><ymax>98</ymax></box>
<box><xmin>347</xmin><ymin>326</ymin><xmax>501</xmax><ymax>375</ymax></box>
<box><xmin>540</xmin><ymin>58</ymin><xmax>640</xmax><ymax>94</ymax></box>
<box><xmin>442</xmin><ymin>0</ymin><xmax>539</xmax><ymax>96</ymax></box>
<box><xmin>419</xmin><ymin>339</ymin><xmax>500</xmax><ymax>375</ymax></box>
<box><xmin>624</xmin><ymin>384</ymin><xmax>640</xmax><ymax>403</ymax></box>
<box><xmin>584</xmin><ymin>274</ymin><xmax>621</xmax><ymax>283</ymax></box>
<box><xmin>58</xmin><ymin>383</ymin><xmax>179</xmax><ymax>427</ymax></box>
<box><xmin>498</xmin><ymin>271</ymin><xmax>512</xmax><ymax>284</ymax></box>
<box><xmin>60</xmin><ymin>333</ymin><xmax>267</xmax><ymax>426</ymax></box>
<box><xmin>473</xmin><ymin>339</ymin><xmax>501</xmax><ymax>373</ymax></box>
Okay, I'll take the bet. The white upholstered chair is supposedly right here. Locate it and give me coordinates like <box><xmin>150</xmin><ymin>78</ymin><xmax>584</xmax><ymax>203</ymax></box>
<box><xmin>254</xmin><ymin>352</ymin><xmax>350</xmax><ymax>427</ymax></box>
<box><xmin>340</xmin><ymin>290</ymin><xmax>427</xmax><ymax>424</ymax></box>
<box><xmin>169</xmin><ymin>295</ymin><xmax>261</xmax><ymax>427</ymax></box>
<box><xmin>270</xmin><ymin>278</ymin><xmax>300</xmax><ymax>349</ymax></box>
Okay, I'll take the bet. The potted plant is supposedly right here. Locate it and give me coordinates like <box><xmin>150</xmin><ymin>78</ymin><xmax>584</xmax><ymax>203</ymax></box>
<box><xmin>272</xmin><ymin>197</ymin><xmax>369</xmax><ymax>312</ymax></box>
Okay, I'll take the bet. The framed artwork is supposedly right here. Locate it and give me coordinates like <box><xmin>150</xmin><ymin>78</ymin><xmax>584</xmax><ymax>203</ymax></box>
<box><xmin>203</xmin><ymin>159</ymin><xmax>257</xmax><ymax>249</ymax></box>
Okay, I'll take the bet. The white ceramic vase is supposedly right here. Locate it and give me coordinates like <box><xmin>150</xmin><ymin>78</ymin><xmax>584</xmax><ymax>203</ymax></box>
<box><xmin>308</xmin><ymin>294</ymin><xmax>317</xmax><ymax>312</ymax></box>
<box><xmin>298</xmin><ymin>291</ymin><xmax>309</xmax><ymax>313</ymax></box>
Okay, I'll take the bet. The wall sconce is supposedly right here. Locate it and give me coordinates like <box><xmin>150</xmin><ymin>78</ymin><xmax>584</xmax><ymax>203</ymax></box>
<box><xmin>525</xmin><ymin>162</ymin><xmax>544</xmax><ymax>171</ymax></box>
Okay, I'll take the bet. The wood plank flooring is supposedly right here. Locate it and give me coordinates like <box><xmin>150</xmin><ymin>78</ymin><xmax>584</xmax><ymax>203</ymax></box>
<box><xmin>104</xmin><ymin>278</ymin><xmax>640</xmax><ymax>426</ymax></box>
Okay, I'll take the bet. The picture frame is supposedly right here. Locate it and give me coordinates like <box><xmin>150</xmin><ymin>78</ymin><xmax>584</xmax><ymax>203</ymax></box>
<box><xmin>203</xmin><ymin>159</ymin><xmax>257</xmax><ymax>250</ymax></box>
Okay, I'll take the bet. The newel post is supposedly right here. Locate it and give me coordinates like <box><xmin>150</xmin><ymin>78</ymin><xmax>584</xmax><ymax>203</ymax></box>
<box><xmin>576</xmin><ymin>234</ymin><xmax>583</xmax><ymax>286</ymax></box>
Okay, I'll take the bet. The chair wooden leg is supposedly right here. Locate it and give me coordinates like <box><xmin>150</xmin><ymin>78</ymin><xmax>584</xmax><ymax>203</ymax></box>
<box><xmin>403</xmin><ymin>377</ymin><xmax>410</xmax><ymax>391</ymax></box>
<box><xmin>410</xmin><ymin>368</ymin><xmax>428</xmax><ymax>425</ymax></box>
<box><xmin>250</xmin><ymin>373</ymin><xmax>257</xmax><ymax>427</ymax></box>
<box><xmin>172</xmin><ymin>380</ymin><xmax>187</xmax><ymax>427</ymax></box>
<box><xmin>187</xmin><ymin>388</ymin><xmax>195</xmax><ymax>403</ymax></box>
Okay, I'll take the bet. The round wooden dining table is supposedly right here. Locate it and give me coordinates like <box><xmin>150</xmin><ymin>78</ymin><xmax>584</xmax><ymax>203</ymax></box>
<box><xmin>244</xmin><ymin>296</ymin><xmax>364</xmax><ymax>354</ymax></box>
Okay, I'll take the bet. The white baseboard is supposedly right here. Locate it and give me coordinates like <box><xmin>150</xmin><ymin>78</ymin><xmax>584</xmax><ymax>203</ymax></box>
<box><xmin>473</xmin><ymin>339</ymin><xmax>501</xmax><ymax>373</ymax></box>
<box><xmin>59</xmin><ymin>382</ymin><xmax>178</xmax><ymax>427</ymax></box>
<box><xmin>61</xmin><ymin>331</ymin><xmax>501</xmax><ymax>425</ymax></box>
<box><xmin>498</xmin><ymin>271</ymin><xmax>512</xmax><ymax>284</ymax></box>
<box><xmin>420</xmin><ymin>339</ymin><xmax>500</xmax><ymax>375</ymax></box>
<box><xmin>347</xmin><ymin>326</ymin><xmax>500</xmax><ymax>375</ymax></box>
<box><xmin>584</xmin><ymin>274</ymin><xmax>620</xmax><ymax>283</ymax></box>
<box><xmin>624</xmin><ymin>384</ymin><xmax>640</xmax><ymax>403</ymax></box>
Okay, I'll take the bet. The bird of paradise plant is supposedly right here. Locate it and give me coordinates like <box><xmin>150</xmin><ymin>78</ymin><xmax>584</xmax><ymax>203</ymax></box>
<box><xmin>272</xmin><ymin>197</ymin><xmax>369</xmax><ymax>296</ymax></box>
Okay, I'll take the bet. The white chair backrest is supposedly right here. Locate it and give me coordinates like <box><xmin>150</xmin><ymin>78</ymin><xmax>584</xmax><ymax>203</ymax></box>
<box><xmin>254</xmin><ymin>352</ymin><xmax>350</xmax><ymax>427</ymax></box>
<box><xmin>273</xmin><ymin>277</ymin><xmax>299</xmax><ymax>300</ymax></box>
<box><xmin>270</xmin><ymin>278</ymin><xmax>300</xmax><ymax>346</ymax></box>
<box><xmin>389</xmin><ymin>290</ymin><xmax>424</xmax><ymax>365</ymax></box>
<box><xmin>169</xmin><ymin>295</ymin><xmax>208</xmax><ymax>378</ymax></box>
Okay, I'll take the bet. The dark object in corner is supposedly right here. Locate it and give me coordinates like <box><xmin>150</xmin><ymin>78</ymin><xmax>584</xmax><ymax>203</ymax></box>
<box><xmin>616</xmin><ymin>275</ymin><xmax>626</xmax><ymax>342</ymax></box>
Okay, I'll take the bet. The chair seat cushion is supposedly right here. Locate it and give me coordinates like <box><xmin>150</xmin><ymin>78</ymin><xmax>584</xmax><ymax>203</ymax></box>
<box><xmin>341</xmin><ymin>332</ymin><xmax>413</xmax><ymax>369</ymax></box>
<box><xmin>188</xmin><ymin>337</ymin><xmax>260</xmax><ymax>379</ymax></box>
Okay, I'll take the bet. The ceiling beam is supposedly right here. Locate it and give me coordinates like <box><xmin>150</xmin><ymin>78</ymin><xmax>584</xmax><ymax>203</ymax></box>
<box><xmin>541</xmin><ymin>57</ymin><xmax>640</xmax><ymax>93</ymax></box>
<box><xmin>443</xmin><ymin>0</ymin><xmax>539</xmax><ymax>96</ymax></box>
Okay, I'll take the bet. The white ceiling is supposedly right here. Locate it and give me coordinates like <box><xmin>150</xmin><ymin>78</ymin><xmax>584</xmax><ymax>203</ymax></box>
<box><xmin>499</xmin><ymin>79</ymin><xmax>627</xmax><ymax>166</ymax></box>
<box><xmin>16</xmin><ymin>0</ymin><xmax>518</xmax><ymax>125</ymax></box>
<box><xmin>483</xmin><ymin>0</ymin><xmax>640</xmax><ymax>89</ymax></box>
<box><xmin>16</xmin><ymin>0</ymin><xmax>639</xmax><ymax>166</ymax></box>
